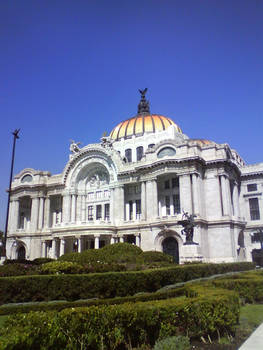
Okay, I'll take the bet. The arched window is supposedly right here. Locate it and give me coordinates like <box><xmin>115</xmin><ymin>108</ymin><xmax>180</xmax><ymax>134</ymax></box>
<box><xmin>157</xmin><ymin>147</ymin><xmax>176</xmax><ymax>158</ymax></box>
<box><xmin>21</xmin><ymin>174</ymin><xmax>33</xmax><ymax>183</ymax></box>
<box><xmin>136</xmin><ymin>146</ymin><xmax>143</xmax><ymax>161</ymax></box>
<box><xmin>125</xmin><ymin>149</ymin><xmax>132</xmax><ymax>162</ymax></box>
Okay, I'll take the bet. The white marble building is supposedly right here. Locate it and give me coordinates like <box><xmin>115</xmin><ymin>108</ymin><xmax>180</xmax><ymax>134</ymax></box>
<box><xmin>6</xmin><ymin>91</ymin><xmax>263</xmax><ymax>263</ymax></box>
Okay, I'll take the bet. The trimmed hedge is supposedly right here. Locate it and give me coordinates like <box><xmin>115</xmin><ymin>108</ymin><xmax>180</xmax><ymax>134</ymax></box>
<box><xmin>0</xmin><ymin>285</ymin><xmax>197</xmax><ymax>316</ymax></box>
<box><xmin>0</xmin><ymin>262</ymin><xmax>254</xmax><ymax>305</ymax></box>
<box><xmin>0</xmin><ymin>286</ymin><xmax>239</xmax><ymax>350</ymax></box>
<box><xmin>212</xmin><ymin>270</ymin><xmax>263</xmax><ymax>303</ymax></box>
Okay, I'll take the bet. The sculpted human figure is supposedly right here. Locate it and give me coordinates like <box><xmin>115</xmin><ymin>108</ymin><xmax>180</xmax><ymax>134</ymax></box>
<box><xmin>179</xmin><ymin>211</ymin><xmax>197</xmax><ymax>244</ymax></box>
<box><xmin>70</xmin><ymin>140</ymin><xmax>81</xmax><ymax>154</ymax></box>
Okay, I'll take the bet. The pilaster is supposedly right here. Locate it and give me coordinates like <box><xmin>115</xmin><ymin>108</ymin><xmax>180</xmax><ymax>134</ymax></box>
<box><xmin>31</xmin><ymin>197</ymin><xmax>39</xmax><ymax>231</ymax></box>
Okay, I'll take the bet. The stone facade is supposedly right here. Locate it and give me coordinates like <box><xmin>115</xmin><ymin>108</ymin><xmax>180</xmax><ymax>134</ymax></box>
<box><xmin>6</xmin><ymin>94</ymin><xmax>263</xmax><ymax>263</ymax></box>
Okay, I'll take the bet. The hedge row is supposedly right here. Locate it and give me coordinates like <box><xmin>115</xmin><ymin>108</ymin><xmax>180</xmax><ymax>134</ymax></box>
<box><xmin>0</xmin><ymin>285</ymin><xmax>197</xmax><ymax>316</ymax></box>
<box><xmin>0</xmin><ymin>262</ymin><xmax>254</xmax><ymax>305</ymax></box>
<box><xmin>212</xmin><ymin>270</ymin><xmax>263</xmax><ymax>303</ymax></box>
<box><xmin>0</xmin><ymin>286</ymin><xmax>239</xmax><ymax>350</ymax></box>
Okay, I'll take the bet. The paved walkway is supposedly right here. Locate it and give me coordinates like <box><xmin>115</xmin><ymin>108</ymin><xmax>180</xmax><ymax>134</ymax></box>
<box><xmin>239</xmin><ymin>322</ymin><xmax>263</xmax><ymax>350</ymax></box>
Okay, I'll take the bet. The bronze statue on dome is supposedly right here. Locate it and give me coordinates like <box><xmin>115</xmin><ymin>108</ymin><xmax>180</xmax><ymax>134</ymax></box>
<box><xmin>138</xmin><ymin>88</ymin><xmax>150</xmax><ymax>114</ymax></box>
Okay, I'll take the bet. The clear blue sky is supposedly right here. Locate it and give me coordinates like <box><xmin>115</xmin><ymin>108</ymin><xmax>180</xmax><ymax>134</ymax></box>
<box><xmin>0</xmin><ymin>0</ymin><xmax>262</xmax><ymax>230</ymax></box>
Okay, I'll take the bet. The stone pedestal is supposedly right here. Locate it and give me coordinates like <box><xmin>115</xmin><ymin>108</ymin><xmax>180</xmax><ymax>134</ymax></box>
<box><xmin>180</xmin><ymin>243</ymin><xmax>203</xmax><ymax>263</ymax></box>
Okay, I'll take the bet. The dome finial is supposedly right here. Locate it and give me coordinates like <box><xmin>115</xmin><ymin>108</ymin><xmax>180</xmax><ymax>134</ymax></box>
<box><xmin>138</xmin><ymin>88</ymin><xmax>150</xmax><ymax>114</ymax></box>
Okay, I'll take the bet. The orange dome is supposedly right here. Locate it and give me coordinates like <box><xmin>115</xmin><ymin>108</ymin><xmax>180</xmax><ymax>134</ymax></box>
<box><xmin>110</xmin><ymin>114</ymin><xmax>182</xmax><ymax>140</ymax></box>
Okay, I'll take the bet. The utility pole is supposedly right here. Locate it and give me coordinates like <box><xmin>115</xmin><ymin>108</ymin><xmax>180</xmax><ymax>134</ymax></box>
<box><xmin>2</xmin><ymin>129</ymin><xmax>20</xmax><ymax>258</ymax></box>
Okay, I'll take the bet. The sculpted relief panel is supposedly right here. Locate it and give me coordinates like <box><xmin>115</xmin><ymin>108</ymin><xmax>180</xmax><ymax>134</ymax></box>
<box><xmin>86</xmin><ymin>170</ymin><xmax>109</xmax><ymax>189</ymax></box>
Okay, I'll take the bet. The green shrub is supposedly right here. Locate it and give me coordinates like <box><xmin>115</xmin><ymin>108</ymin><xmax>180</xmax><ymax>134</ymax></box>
<box><xmin>33</xmin><ymin>258</ymin><xmax>54</xmax><ymax>265</ymax></box>
<box><xmin>40</xmin><ymin>261</ymin><xmax>84</xmax><ymax>275</ymax></box>
<box><xmin>153</xmin><ymin>336</ymin><xmax>190</xmax><ymax>350</ymax></box>
<box><xmin>0</xmin><ymin>263</ymin><xmax>39</xmax><ymax>277</ymax></box>
<box><xmin>59</xmin><ymin>243</ymin><xmax>143</xmax><ymax>264</ymax></box>
<box><xmin>0</xmin><ymin>262</ymin><xmax>254</xmax><ymax>304</ymax></box>
<box><xmin>212</xmin><ymin>271</ymin><xmax>263</xmax><ymax>303</ymax></box>
<box><xmin>0</xmin><ymin>286</ymin><xmax>239</xmax><ymax>350</ymax></box>
<box><xmin>0</xmin><ymin>285</ymin><xmax>196</xmax><ymax>316</ymax></box>
<box><xmin>141</xmin><ymin>251</ymin><xmax>173</xmax><ymax>263</ymax></box>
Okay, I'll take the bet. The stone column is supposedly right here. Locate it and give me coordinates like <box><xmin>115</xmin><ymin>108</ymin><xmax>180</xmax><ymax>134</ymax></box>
<box><xmin>94</xmin><ymin>234</ymin><xmax>100</xmax><ymax>249</ymax></box>
<box><xmin>146</xmin><ymin>179</ymin><xmax>158</xmax><ymax>219</ymax></box>
<box><xmin>44</xmin><ymin>197</ymin><xmax>50</xmax><ymax>228</ymax></box>
<box><xmin>125</xmin><ymin>202</ymin><xmax>129</xmax><ymax>221</ymax></box>
<box><xmin>52</xmin><ymin>239</ymin><xmax>59</xmax><ymax>259</ymax></box>
<box><xmin>152</xmin><ymin>180</ymin><xmax>158</xmax><ymax>217</ymax></box>
<box><xmin>110</xmin><ymin>189</ymin><xmax>114</xmax><ymax>223</ymax></box>
<box><xmin>60</xmin><ymin>239</ymin><xmax>65</xmax><ymax>256</ymax></box>
<box><xmin>233</xmin><ymin>183</ymin><xmax>240</xmax><ymax>218</ymax></box>
<box><xmin>179</xmin><ymin>175</ymin><xmax>192</xmax><ymax>214</ymax></box>
<box><xmin>38</xmin><ymin>197</ymin><xmax>44</xmax><ymax>229</ymax></box>
<box><xmin>110</xmin><ymin>236</ymin><xmax>115</xmax><ymax>244</ymax></box>
<box><xmin>62</xmin><ymin>194</ymin><xmax>71</xmax><ymax>223</ymax></box>
<box><xmin>81</xmin><ymin>195</ymin><xmax>86</xmax><ymax>222</ymax></box>
<box><xmin>135</xmin><ymin>233</ymin><xmax>140</xmax><ymax>247</ymax></box>
<box><xmin>78</xmin><ymin>237</ymin><xmax>83</xmax><ymax>253</ymax></box>
<box><xmin>7</xmin><ymin>200</ymin><xmax>13</xmax><ymax>233</ymax></box>
<box><xmin>119</xmin><ymin>235</ymin><xmax>124</xmax><ymax>243</ymax></box>
<box><xmin>76</xmin><ymin>195</ymin><xmax>82</xmax><ymax>222</ymax></box>
<box><xmin>31</xmin><ymin>197</ymin><xmax>39</xmax><ymax>231</ymax></box>
<box><xmin>115</xmin><ymin>186</ymin><xmax>124</xmax><ymax>222</ymax></box>
<box><xmin>101</xmin><ymin>204</ymin><xmax>105</xmax><ymax>221</ymax></box>
<box><xmin>170</xmin><ymin>195</ymin><xmax>174</xmax><ymax>216</ymax></box>
<box><xmin>141</xmin><ymin>182</ymin><xmax>146</xmax><ymax>220</ymax></box>
<box><xmin>9</xmin><ymin>200</ymin><xmax>18</xmax><ymax>232</ymax></box>
<box><xmin>220</xmin><ymin>175</ymin><xmax>230</xmax><ymax>216</ymax></box>
<box><xmin>133</xmin><ymin>201</ymin><xmax>136</xmax><ymax>220</ymax></box>
<box><xmin>71</xmin><ymin>194</ymin><xmax>76</xmax><ymax>223</ymax></box>
<box><xmin>192</xmin><ymin>174</ymin><xmax>200</xmax><ymax>215</ymax></box>
<box><xmin>41</xmin><ymin>241</ymin><xmax>47</xmax><ymax>257</ymax></box>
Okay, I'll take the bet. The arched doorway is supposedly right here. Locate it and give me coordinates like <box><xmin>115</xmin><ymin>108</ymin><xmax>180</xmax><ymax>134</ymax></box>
<box><xmin>162</xmin><ymin>237</ymin><xmax>179</xmax><ymax>263</ymax></box>
<box><xmin>17</xmin><ymin>246</ymin><xmax>26</xmax><ymax>260</ymax></box>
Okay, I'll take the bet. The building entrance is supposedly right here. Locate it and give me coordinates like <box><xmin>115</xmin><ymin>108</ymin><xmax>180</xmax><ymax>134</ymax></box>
<box><xmin>17</xmin><ymin>246</ymin><xmax>26</xmax><ymax>260</ymax></box>
<box><xmin>162</xmin><ymin>237</ymin><xmax>179</xmax><ymax>263</ymax></box>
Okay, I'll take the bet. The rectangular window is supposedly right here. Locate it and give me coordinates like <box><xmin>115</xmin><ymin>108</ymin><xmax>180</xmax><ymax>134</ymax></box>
<box><xmin>88</xmin><ymin>206</ymin><xmax>93</xmax><ymax>220</ymax></box>
<box><xmin>136</xmin><ymin>146</ymin><xmax>143</xmax><ymax>161</ymax></box>
<box><xmin>247</xmin><ymin>184</ymin><xmax>257</xmax><ymax>192</ymax></box>
<box><xmin>88</xmin><ymin>192</ymin><xmax>94</xmax><ymax>200</ymax></box>
<box><xmin>104</xmin><ymin>203</ymin><xmax>110</xmax><ymax>220</ymax></box>
<box><xmin>173</xmin><ymin>194</ymin><xmax>180</xmax><ymax>214</ymax></box>
<box><xmin>172</xmin><ymin>177</ymin><xmax>179</xmax><ymax>188</ymax></box>
<box><xmin>125</xmin><ymin>149</ymin><xmax>132</xmax><ymax>162</ymax></box>
<box><xmin>249</xmin><ymin>198</ymin><xmax>260</xmax><ymax>220</ymax></box>
<box><xmin>165</xmin><ymin>196</ymin><xmax>170</xmax><ymax>215</ymax></box>
<box><xmin>136</xmin><ymin>199</ymin><xmax>141</xmax><ymax>219</ymax></box>
<box><xmin>96</xmin><ymin>205</ymin><xmax>102</xmax><ymax>220</ymax></box>
<box><xmin>96</xmin><ymin>191</ymin><xmax>102</xmax><ymax>199</ymax></box>
<box><xmin>164</xmin><ymin>180</ymin><xmax>170</xmax><ymax>189</ymax></box>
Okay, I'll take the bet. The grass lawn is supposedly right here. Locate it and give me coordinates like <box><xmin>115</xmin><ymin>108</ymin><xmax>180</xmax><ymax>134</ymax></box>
<box><xmin>238</xmin><ymin>303</ymin><xmax>263</xmax><ymax>337</ymax></box>
<box><xmin>191</xmin><ymin>303</ymin><xmax>263</xmax><ymax>350</ymax></box>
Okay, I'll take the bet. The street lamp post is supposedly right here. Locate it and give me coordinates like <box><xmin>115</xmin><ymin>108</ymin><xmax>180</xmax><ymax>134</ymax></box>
<box><xmin>2</xmin><ymin>129</ymin><xmax>20</xmax><ymax>258</ymax></box>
